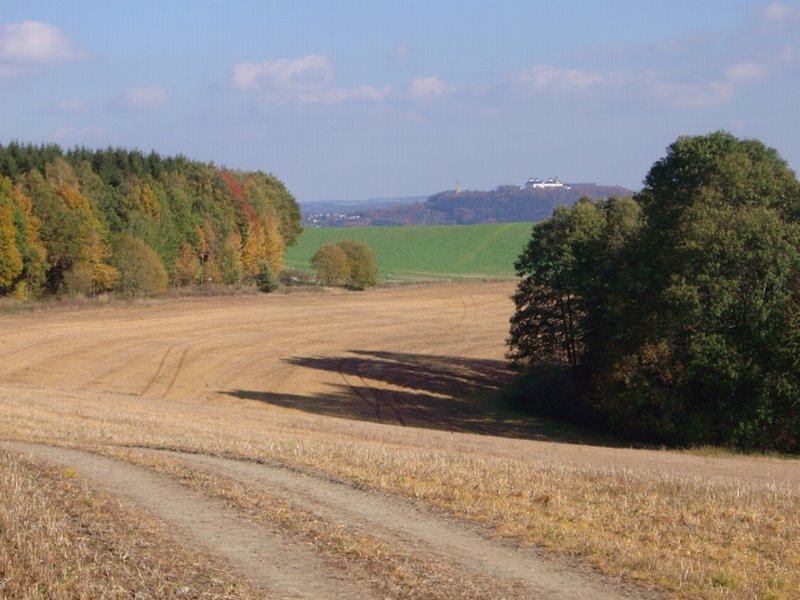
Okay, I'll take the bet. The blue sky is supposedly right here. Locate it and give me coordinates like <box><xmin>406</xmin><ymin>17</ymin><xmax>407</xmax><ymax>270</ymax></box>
<box><xmin>1</xmin><ymin>1</ymin><xmax>799</xmax><ymax>202</ymax></box>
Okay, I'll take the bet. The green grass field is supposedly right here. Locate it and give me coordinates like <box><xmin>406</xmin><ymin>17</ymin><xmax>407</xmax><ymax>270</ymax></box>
<box><xmin>284</xmin><ymin>223</ymin><xmax>534</xmax><ymax>282</ymax></box>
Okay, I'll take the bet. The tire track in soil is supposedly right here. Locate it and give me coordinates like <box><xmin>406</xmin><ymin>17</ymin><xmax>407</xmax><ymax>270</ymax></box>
<box><xmin>337</xmin><ymin>363</ymin><xmax>406</xmax><ymax>426</ymax></box>
<box><xmin>152</xmin><ymin>449</ymin><xmax>654</xmax><ymax>600</ymax></box>
<box><xmin>5</xmin><ymin>441</ymin><xmax>380</xmax><ymax>600</ymax></box>
<box><xmin>139</xmin><ymin>346</ymin><xmax>172</xmax><ymax>396</ymax></box>
<box><xmin>330</xmin><ymin>291</ymin><xmax>463</xmax><ymax>426</ymax></box>
<box><xmin>340</xmin><ymin>291</ymin><xmax>489</xmax><ymax>430</ymax></box>
<box><xmin>161</xmin><ymin>347</ymin><xmax>190</xmax><ymax>399</ymax></box>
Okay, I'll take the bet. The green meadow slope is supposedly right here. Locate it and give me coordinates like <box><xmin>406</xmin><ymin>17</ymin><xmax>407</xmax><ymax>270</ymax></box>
<box><xmin>284</xmin><ymin>223</ymin><xmax>534</xmax><ymax>282</ymax></box>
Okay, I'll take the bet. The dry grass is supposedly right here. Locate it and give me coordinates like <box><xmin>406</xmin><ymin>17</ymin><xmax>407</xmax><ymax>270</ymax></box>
<box><xmin>352</xmin><ymin>449</ymin><xmax>798</xmax><ymax>600</ymax></box>
<box><xmin>0</xmin><ymin>448</ymin><xmax>260</xmax><ymax>599</ymax></box>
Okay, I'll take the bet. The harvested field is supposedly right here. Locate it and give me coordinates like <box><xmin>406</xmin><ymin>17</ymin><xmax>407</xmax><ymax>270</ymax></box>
<box><xmin>1</xmin><ymin>282</ymin><xmax>798</xmax><ymax>599</ymax></box>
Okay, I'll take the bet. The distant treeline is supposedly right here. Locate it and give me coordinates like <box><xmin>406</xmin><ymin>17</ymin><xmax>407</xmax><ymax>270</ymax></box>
<box><xmin>0</xmin><ymin>142</ymin><xmax>301</xmax><ymax>298</ymax></box>
<box><xmin>326</xmin><ymin>183</ymin><xmax>633</xmax><ymax>226</ymax></box>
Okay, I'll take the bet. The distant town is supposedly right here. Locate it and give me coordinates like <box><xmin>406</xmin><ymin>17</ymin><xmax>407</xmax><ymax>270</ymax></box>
<box><xmin>306</xmin><ymin>212</ymin><xmax>363</xmax><ymax>226</ymax></box>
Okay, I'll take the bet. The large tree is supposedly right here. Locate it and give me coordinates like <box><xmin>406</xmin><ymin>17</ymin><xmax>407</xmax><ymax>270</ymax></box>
<box><xmin>311</xmin><ymin>243</ymin><xmax>351</xmax><ymax>286</ymax></box>
<box><xmin>110</xmin><ymin>233</ymin><xmax>168</xmax><ymax>297</ymax></box>
<box><xmin>509</xmin><ymin>132</ymin><xmax>800</xmax><ymax>451</ymax></box>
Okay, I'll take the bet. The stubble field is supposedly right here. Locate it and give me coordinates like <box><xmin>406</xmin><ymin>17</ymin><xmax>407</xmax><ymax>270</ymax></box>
<box><xmin>0</xmin><ymin>281</ymin><xmax>798</xmax><ymax>599</ymax></box>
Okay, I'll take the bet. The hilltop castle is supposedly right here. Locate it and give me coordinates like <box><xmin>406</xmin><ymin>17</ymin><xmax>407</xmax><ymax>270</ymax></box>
<box><xmin>522</xmin><ymin>177</ymin><xmax>570</xmax><ymax>190</ymax></box>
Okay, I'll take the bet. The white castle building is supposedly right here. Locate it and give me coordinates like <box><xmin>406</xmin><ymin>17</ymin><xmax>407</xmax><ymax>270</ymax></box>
<box><xmin>523</xmin><ymin>177</ymin><xmax>570</xmax><ymax>190</ymax></box>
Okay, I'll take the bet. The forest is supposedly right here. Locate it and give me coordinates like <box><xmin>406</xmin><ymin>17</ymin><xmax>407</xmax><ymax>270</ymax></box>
<box><xmin>0</xmin><ymin>143</ymin><xmax>301</xmax><ymax>298</ymax></box>
<box><xmin>508</xmin><ymin>132</ymin><xmax>800</xmax><ymax>453</ymax></box>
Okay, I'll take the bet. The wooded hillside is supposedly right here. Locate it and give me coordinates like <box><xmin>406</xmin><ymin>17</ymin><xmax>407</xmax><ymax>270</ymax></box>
<box><xmin>0</xmin><ymin>143</ymin><xmax>301</xmax><ymax>298</ymax></box>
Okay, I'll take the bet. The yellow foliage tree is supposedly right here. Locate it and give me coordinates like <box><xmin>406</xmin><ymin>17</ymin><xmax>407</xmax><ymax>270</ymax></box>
<box><xmin>241</xmin><ymin>215</ymin><xmax>285</xmax><ymax>281</ymax></box>
<box><xmin>8</xmin><ymin>184</ymin><xmax>47</xmax><ymax>297</ymax></box>
<box><xmin>0</xmin><ymin>202</ymin><xmax>23</xmax><ymax>289</ymax></box>
<box><xmin>64</xmin><ymin>228</ymin><xmax>120</xmax><ymax>296</ymax></box>
<box><xmin>173</xmin><ymin>243</ymin><xmax>200</xmax><ymax>286</ymax></box>
<box><xmin>219</xmin><ymin>232</ymin><xmax>243</xmax><ymax>284</ymax></box>
<box><xmin>123</xmin><ymin>182</ymin><xmax>161</xmax><ymax>219</ymax></box>
<box><xmin>310</xmin><ymin>243</ymin><xmax>350</xmax><ymax>286</ymax></box>
<box><xmin>262</xmin><ymin>214</ymin><xmax>286</xmax><ymax>275</ymax></box>
<box><xmin>111</xmin><ymin>234</ymin><xmax>168</xmax><ymax>297</ymax></box>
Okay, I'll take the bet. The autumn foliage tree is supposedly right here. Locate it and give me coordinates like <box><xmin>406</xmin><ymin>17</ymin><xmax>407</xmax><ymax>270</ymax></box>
<box><xmin>0</xmin><ymin>181</ymin><xmax>48</xmax><ymax>297</ymax></box>
<box><xmin>337</xmin><ymin>240</ymin><xmax>378</xmax><ymax>289</ymax></box>
<box><xmin>63</xmin><ymin>227</ymin><xmax>120</xmax><ymax>297</ymax></box>
<box><xmin>0</xmin><ymin>144</ymin><xmax>302</xmax><ymax>298</ymax></box>
<box><xmin>0</xmin><ymin>193</ymin><xmax>22</xmax><ymax>291</ymax></box>
<box><xmin>311</xmin><ymin>243</ymin><xmax>351</xmax><ymax>286</ymax></box>
<box><xmin>110</xmin><ymin>234</ymin><xmax>168</xmax><ymax>297</ymax></box>
<box><xmin>311</xmin><ymin>240</ymin><xmax>377</xmax><ymax>290</ymax></box>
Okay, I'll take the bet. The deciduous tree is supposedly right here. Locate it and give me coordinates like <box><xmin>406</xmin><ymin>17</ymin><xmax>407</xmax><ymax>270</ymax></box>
<box><xmin>311</xmin><ymin>243</ymin><xmax>351</xmax><ymax>286</ymax></box>
<box><xmin>0</xmin><ymin>199</ymin><xmax>23</xmax><ymax>290</ymax></box>
<box><xmin>336</xmin><ymin>239</ymin><xmax>378</xmax><ymax>290</ymax></box>
<box><xmin>111</xmin><ymin>233</ymin><xmax>168</xmax><ymax>297</ymax></box>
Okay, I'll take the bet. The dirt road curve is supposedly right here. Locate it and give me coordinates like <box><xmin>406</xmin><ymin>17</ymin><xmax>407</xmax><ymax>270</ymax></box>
<box><xmin>6</xmin><ymin>442</ymin><xmax>372</xmax><ymax>600</ymax></box>
<box><xmin>6</xmin><ymin>441</ymin><xmax>647</xmax><ymax>600</ymax></box>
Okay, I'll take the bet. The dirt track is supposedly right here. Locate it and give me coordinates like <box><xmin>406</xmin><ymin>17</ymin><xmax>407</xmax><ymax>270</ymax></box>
<box><xmin>6</xmin><ymin>441</ymin><xmax>649</xmax><ymax>600</ymax></box>
<box><xmin>1</xmin><ymin>282</ymin><xmax>797</xmax><ymax>598</ymax></box>
<box><xmin>6</xmin><ymin>441</ymin><xmax>374</xmax><ymax>600</ymax></box>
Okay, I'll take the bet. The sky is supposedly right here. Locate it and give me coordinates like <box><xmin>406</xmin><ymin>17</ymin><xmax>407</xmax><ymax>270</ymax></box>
<box><xmin>1</xmin><ymin>1</ymin><xmax>799</xmax><ymax>202</ymax></box>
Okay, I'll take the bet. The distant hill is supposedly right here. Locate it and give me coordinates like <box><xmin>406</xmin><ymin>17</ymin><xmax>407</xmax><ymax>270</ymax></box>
<box><xmin>303</xmin><ymin>184</ymin><xmax>633</xmax><ymax>227</ymax></box>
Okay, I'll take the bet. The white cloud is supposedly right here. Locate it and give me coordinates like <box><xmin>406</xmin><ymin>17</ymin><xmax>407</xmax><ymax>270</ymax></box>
<box><xmin>778</xmin><ymin>44</ymin><xmax>798</xmax><ymax>65</ymax></box>
<box><xmin>762</xmin><ymin>2</ymin><xmax>800</xmax><ymax>25</ymax></box>
<box><xmin>0</xmin><ymin>63</ymin><xmax>27</xmax><ymax>80</ymax></box>
<box><xmin>233</xmin><ymin>54</ymin><xmax>390</xmax><ymax>106</ymax></box>
<box><xmin>231</xmin><ymin>54</ymin><xmax>334</xmax><ymax>91</ymax></box>
<box><xmin>725</xmin><ymin>61</ymin><xmax>768</xmax><ymax>83</ymax></box>
<box><xmin>393</xmin><ymin>45</ymin><xmax>411</xmax><ymax>67</ymax></box>
<box><xmin>299</xmin><ymin>85</ymin><xmax>390</xmax><ymax>104</ymax></box>
<box><xmin>648</xmin><ymin>77</ymin><xmax>734</xmax><ymax>108</ymax></box>
<box><xmin>0</xmin><ymin>20</ymin><xmax>85</xmax><ymax>64</ymax></box>
<box><xmin>51</xmin><ymin>126</ymin><xmax>106</xmax><ymax>143</ymax></box>
<box><xmin>409</xmin><ymin>76</ymin><xmax>457</xmax><ymax>99</ymax></box>
<box><xmin>114</xmin><ymin>86</ymin><xmax>167</xmax><ymax>110</ymax></box>
<box><xmin>515</xmin><ymin>64</ymin><xmax>627</xmax><ymax>92</ymax></box>
<box><xmin>51</xmin><ymin>99</ymin><xmax>89</xmax><ymax>113</ymax></box>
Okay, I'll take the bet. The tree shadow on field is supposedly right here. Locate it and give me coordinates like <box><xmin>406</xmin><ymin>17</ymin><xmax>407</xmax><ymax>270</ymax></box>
<box><xmin>226</xmin><ymin>349</ymin><xmax>604</xmax><ymax>443</ymax></box>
